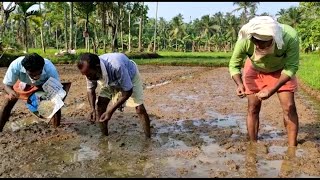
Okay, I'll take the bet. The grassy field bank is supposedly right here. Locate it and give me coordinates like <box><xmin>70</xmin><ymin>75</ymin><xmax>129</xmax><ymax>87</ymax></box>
<box><xmin>1</xmin><ymin>48</ymin><xmax>319</xmax><ymax>91</ymax></box>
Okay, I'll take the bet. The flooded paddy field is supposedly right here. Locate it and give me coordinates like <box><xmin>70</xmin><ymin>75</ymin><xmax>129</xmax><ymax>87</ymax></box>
<box><xmin>0</xmin><ymin>65</ymin><xmax>319</xmax><ymax>178</ymax></box>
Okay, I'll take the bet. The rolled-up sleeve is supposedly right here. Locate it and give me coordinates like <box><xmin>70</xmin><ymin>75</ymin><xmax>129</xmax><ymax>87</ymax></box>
<box><xmin>3</xmin><ymin>61</ymin><xmax>19</xmax><ymax>86</ymax></box>
<box><xmin>281</xmin><ymin>36</ymin><xmax>299</xmax><ymax>77</ymax></box>
<box><xmin>229</xmin><ymin>39</ymin><xmax>248</xmax><ymax>77</ymax></box>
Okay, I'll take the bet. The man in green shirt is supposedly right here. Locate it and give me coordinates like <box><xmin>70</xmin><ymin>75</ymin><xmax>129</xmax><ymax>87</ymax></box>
<box><xmin>229</xmin><ymin>16</ymin><xmax>299</xmax><ymax>147</ymax></box>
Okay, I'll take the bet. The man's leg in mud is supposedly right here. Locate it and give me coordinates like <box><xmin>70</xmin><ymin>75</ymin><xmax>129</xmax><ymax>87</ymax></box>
<box><xmin>247</xmin><ymin>94</ymin><xmax>262</xmax><ymax>142</ymax></box>
<box><xmin>97</xmin><ymin>96</ymin><xmax>110</xmax><ymax>136</ymax></box>
<box><xmin>245</xmin><ymin>142</ymin><xmax>258</xmax><ymax>177</ymax></box>
<box><xmin>279</xmin><ymin>146</ymin><xmax>297</xmax><ymax>177</ymax></box>
<box><xmin>136</xmin><ymin>104</ymin><xmax>151</xmax><ymax>138</ymax></box>
<box><xmin>0</xmin><ymin>97</ymin><xmax>18</xmax><ymax>132</ymax></box>
<box><xmin>51</xmin><ymin>110</ymin><xmax>61</xmax><ymax>128</ymax></box>
<box><xmin>277</xmin><ymin>92</ymin><xmax>299</xmax><ymax>147</ymax></box>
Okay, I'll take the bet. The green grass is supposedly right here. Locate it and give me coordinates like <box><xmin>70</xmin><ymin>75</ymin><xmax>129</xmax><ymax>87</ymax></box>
<box><xmin>132</xmin><ymin>57</ymin><xmax>229</xmax><ymax>67</ymax></box>
<box><xmin>298</xmin><ymin>53</ymin><xmax>320</xmax><ymax>90</ymax></box>
<box><xmin>157</xmin><ymin>51</ymin><xmax>232</xmax><ymax>59</ymax></box>
<box><xmin>2</xmin><ymin>48</ymin><xmax>320</xmax><ymax>91</ymax></box>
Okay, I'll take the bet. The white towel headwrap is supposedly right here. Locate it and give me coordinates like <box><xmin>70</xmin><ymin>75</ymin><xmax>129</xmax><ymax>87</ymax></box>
<box><xmin>238</xmin><ymin>16</ymin><xmax>284</xmax><ymax>50</ymax></box>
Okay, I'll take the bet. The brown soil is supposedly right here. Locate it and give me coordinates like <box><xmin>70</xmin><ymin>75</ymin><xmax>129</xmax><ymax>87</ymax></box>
<box><xmin>0</xmin><ymin>65</ymin><xmax>319</xmax><ymax>178</ymax></box>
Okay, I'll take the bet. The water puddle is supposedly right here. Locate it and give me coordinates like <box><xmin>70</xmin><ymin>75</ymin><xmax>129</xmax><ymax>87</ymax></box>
<box><xmin>74</xmin><ymin>143</ymin><xmax>100</xmax><ymax>162</ymax></box>
<box><xmin>268</xmin><ymin>145</ymin><xmax>304</xmax><ymax>157</ymax></box>
<box><xmin>170</xmin><ymin>93</ymin><xmax>199</xmax><ymax>101</ymax></box>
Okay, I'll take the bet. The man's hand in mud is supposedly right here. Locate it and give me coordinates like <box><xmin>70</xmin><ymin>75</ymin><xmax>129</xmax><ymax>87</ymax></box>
<box><xmin>5</xmin><ymin>91</ymin><xmax>19</xmax><ymax>100</ymax></box>
<box><xmin>88</xmin><ymin>110</ymin><xmax>97</xmax><ymax>122</ymax></box>
<box><xmin>236</xmin><ymin>84</ymin><xmax>246</xmax><ymax>98</ymax></box>
<box><xmin>99</xmin><ymin>111</ymin><xmax>112</xmax><ymax>123</ymax></box>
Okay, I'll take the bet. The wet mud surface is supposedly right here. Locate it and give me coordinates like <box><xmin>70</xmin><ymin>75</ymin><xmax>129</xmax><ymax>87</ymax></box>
<box><xmin>0</xmin><ymin>65</ymin><xmax>320</xmax><ymax>178</ymax></box>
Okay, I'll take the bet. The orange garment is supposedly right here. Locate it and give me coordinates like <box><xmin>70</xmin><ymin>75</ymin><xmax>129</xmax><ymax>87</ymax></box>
<box><xmin>243</xmin><ymin>58</ymin><xmax>298</xmax><ymax>95</ymax></box>
<box><xmin>12</xmin><ymin>80</ymin><xmax>39</xmax><ymax>101</ymax></box>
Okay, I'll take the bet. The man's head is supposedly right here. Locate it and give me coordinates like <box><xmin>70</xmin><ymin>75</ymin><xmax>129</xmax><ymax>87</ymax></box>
<box><xmin>77</xmin><ymin>53</ymin><xmax>102</xmax><ymax>81</ymax></box>
<box><xmin>238</xmin><ymin>16</ymin><xmax>284</xmax><ymax>50</ymax></box>
<box><xmin>21</xmin><ymin>53</ymin><xmax>45</xmax><ymax>80</ymax></box>
<box><xmin>251</xmin><ymin>35</ymin><xmax>273</xmax><ymax>50</ymax></box>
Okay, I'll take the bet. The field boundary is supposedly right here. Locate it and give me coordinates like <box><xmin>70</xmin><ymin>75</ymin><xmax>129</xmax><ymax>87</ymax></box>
<box><xmin>297</xmin><ymin>79</ymin><xmax>320</xmax><ymax>102</ymax></box>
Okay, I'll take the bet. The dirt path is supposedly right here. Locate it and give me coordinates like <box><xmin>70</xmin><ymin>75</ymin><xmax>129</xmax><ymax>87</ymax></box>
<box><xmin>0</xmin><ymin>65</ymin><xmax>319</xmax><ymax>178</ymax></box>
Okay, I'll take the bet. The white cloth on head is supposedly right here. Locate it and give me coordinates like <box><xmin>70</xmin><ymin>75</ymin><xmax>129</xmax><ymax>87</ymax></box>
<box><xmin>238</xmin><ymin>16</ymin><xmax>284</xmax><ymax>50</ymax></box>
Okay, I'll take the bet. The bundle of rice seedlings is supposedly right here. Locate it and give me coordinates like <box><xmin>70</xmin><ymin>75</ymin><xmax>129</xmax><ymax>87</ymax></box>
<box><xmin>38</xmin><ymin>100</ymin><xmax>55</xmax><ymax>118</ymax></box>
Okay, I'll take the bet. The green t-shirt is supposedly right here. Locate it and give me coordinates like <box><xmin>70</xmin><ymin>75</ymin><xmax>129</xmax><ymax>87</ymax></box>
<box><xmin>229</xmin><ymin>24</ymin><xmax>300</xmax><ymax>78</ymax></box>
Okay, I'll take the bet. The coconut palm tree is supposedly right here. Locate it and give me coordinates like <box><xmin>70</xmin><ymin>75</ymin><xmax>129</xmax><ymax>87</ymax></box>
<box><xmin>233</xmin><ymin>2</ymin><xmax>260</xmax><ymax>24</ymax></box>
<box><xmin>169</xmin><ymin>14</ymin><xmax>186</xmax><ymax>51</ymax></box>
<box><xmin>153</xmin><ymin>2</ymin><xmax>158</xmax><ymax>52</ymax></box>
<box><xmin>74</xmin><ymin>2</ymin><xmax>96</xmax><ymax>52</ymax></box>
<box><xmin>284</xmin><ymin>7</ymin><xmax>302</xmax><ymax>28</ymax></box>
<box><xmin>1</xmin><ymin>2</ymin><xmax>16</xmax><ymax>38</ymax></box>
<box><xmin>14</xmin><ymin>2</ymin><xmax>40</xmax><ymax>53</ymax></box>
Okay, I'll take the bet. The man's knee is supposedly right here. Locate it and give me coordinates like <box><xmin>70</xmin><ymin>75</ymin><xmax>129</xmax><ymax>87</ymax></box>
<box><xmin>282</xmin><ymin>102</ymin><xmax>297</xmax><ymax>117</ymax></box>
<box><xmin>248</xmin><ymin>103</ymin><xmax>260</xmax><ymax>115</ymax></box>
<box><xmin>136</xmin><ymin>104</ymin><xmax>146</xmax><ymax>114</ymax></box>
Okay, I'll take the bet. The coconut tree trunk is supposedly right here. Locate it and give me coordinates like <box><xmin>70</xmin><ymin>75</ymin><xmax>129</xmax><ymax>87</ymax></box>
<box><xmin>102</xmin><ymin>4</ymin><xmax>107</xmax><ymax>53</ymax></box>
<box><xmin>56</xmin><ymin>27</ymin><xmax>59</xmax><ymax>50</ymax></box>
<box><xmin>85</xmin><ymin>13</ymin><xmax>89</xmax><ymax>52</ymax></box>
<box><xmin>39</xmin><ymin>2</ymin><xmax>45</xmax><ymax>53</ymax></box>
<box><xmin>24</xmin><ymin>17</ymin><xmax>28</xmax><ymax>53</ymax></box>
<box><xmin>34</xmin><ymin>35</ymin><xmax>37</xmax><ymax>48</ymax></box>
<box><xmin>74</xmin><ymin>25</ymin><xmax>77</xmax><ymax>49</ymax></box>
<box><xmin>153</xmin><ymin>2</ymin><xmax>158</xmax><ymax>52</ymax></box>
<box><xmin>192</xmin><ymin>40</ymin><xmax>195</xmax><ymax>52</ymax></box>
<box><xmin>64</xmin><ymin>6</ymin><xmax>68</xmax><ymax>50</ymax></box>
<box><xmin>93</xmin><ymin>24</ymin><xmax>98</xmax><ymax>54</ymax></box>
<box><xmin>128</xmin><ymin>10</ymin><xmax>131</xmax><ymax>52</ymax></box>
<box><xmin>138</xmin><ymin>2</ymin><xmax>144</xmax><ymax>52</ymax></box>
<box><xmin>69</xmin><ymin>2</ymin><xmax>74</xmax><ymax>50</ymax></box>
<box><xmin>120</xmin><ymin>22</ymin><xmax>123</xmax><ymax>52</ymax></box>
<box><xmin>175</xmin><ymin>39</ymin><xmax>178</xmax><ymax>51</ymax></box>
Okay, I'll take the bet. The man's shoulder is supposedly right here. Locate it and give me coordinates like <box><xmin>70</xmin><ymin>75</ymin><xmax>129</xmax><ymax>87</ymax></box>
<box><xmin>8</xmin><ymin>56</ymin><xmax>25</xmax><ymax>70</ymax></box>
<box><xmin>99</xmin><ymin>53</ymin><xmax>128</xmax><ymax>60</ymax></box>
<box><xmin>43</xmin><ymin>58</ymin><xmax>57</xmax><ymax>68</ymax></box>
<box><xmin>280</xmin><ymin>23</ymin><xmax>298</xmax><ymax>39</ymax></box>
<box><xmin>43</xmin><ymin>58</ymin><xmax>58</xmax><ymax>73</ymax></box>
<box><xmin>100</xmin><ymin>53</ymin><xmax>128</xmax><ymax>68</ymax></box>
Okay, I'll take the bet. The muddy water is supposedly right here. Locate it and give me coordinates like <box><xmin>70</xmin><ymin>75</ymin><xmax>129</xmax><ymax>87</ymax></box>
<box><xmin>0</xmin><ymin>65</ymin><xmax>320</xmax><ymax>178</ymax></box>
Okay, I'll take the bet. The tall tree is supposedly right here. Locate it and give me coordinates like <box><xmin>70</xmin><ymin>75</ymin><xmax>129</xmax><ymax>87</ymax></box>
<box><xmin>153</xmin><ymin>2</ymin><xmax>158</xmax><ymax>52</ymax></box>
<box><xmin>69</xmin><ymin>2</ymin><xmax>74</xmax><ymax>50</ymax></box>
<box><xmin>1</xmin><ymin>2</ymin><xmax>16</xmax><ymax>39</ymax></box>
<box><xmin>75</xmin><ymin>2</ymin><xmax>96</xmax><ymax>52</ymax></box>
<box><xmin>138</xmin><ymin>2</ymin><xmax>144</xmax><ymax>52</ymax></box>
<box><xmin>38</xmin><ymin>2</ymin><xmax>45</xmax><ymax>53</ymax></box>
<box><xmin>14</xmin><ymin>2</ymin><xmax>40</xmax><ymax>53</ymax></box>
<box><xmin>233</xmin><ymin>2</ymin><xmax>260</xmax><ymax>24</ymax></box>
<box><xmin>64</xmin><ymin>5</ymin><xmax>68</xmax><ymax>50</ymax></box>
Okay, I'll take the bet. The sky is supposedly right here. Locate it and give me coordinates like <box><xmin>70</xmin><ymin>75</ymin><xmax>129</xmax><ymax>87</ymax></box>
<box><xmin>144</xmin><ymin>2</ymin><xmax>300</xmax><ymax>22</ymax></box>
<box><xmin>3</xmin><ymin>2</ymin><xmax>299</xmax><ymax>22</ymax></box>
